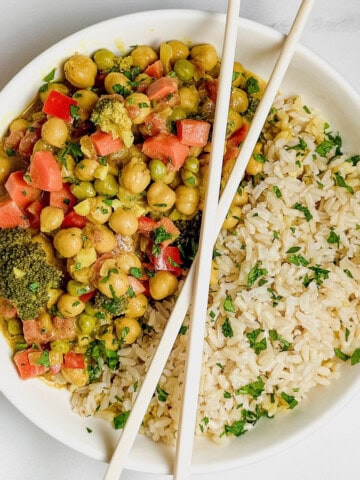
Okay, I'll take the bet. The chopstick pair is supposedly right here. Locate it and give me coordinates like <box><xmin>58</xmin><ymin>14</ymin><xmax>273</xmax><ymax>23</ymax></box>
<box><xmin>104</xmin><ymin>1</ymin><xmax>316</xmax><ymax>479</ymax></box>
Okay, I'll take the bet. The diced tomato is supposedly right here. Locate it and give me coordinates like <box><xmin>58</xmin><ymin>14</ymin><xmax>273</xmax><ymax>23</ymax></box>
<box><xmin>149</xmin><ymin>245</ymin><xmax>183</xmax><ymax>276</ymax></box>
<box><xmin>226</xmin><ymin>123</ymin><xmax>248</xmax><ymax>148</ymax></box>
<box><xmin>146</xmin><ymin>77</ymin><xmax>178</xmax><ymax>101</ymax></box>
<box><xmin>28</xmin><ymin>150</ymin><xmax>63</xmax><ymax>192</ymax></box>
<box><xmin>0</xmin><ymin>198</ymin><xmax>28</xmax><ymax>228</ymax></box>
<box><xmin>50</xmin><ymin>183</ymin><xmax>76</xmax><ymax>212</ymax></box>
<box><xmin>42</xmin><ymin>90</ymin><xmax>78</xmax><ymax>122</ymax></box>
<box><xmin>176</xmin><ymin>119</ymin><xmax>211</xmax><ymax>147</ymax></box>
<box><xmin>144</xmin><ymin>60</ymin><xmax>164</xmax><ymax>78</ymax></box>
<box><xmin>4</xmin><ymin>171</ymin><xmax>41</xmax><ymax>207</ymax></box>
<box><xmin>63</xmin><ymin>352</ymin><xmax>85</xmax><ymax>369</ymax></box>
<box><xmin>26</xmin><ymin>199</ymin><xmax>44</xmax><ymax>229</ymax></box>
<box><xmin>61</xmin><ymin>210</ymin><xmax>88</xmax><ymax>228</ymax></box>
<box><xmin>143</xmin><ymin>112</ymin><xmax>169</xmax><ymax>136</ymax></box>
<box><xmin>90</xmin><ymin>130</ymin><xmax>124</xmax><ymax>156</ymax></box>
<box><xmin>142</xmin><ymin>133</ymin><xmax>189</xmax><ymax>171</ymax></box>
<box><xmin>137</xmin><ymin>215</ymin><xmax>158</xmax><ymax>234</ymax></box>
<box><xmin>127</xmin><ymin>275</ymin><xmax>147</xmax><ymax>295</ymax></box>
<box><xmin>13</xmin><ymin>348</ymin><xmax>48</xmax><ymax>380</ymax></box>
<box><xmin>205</xmin><ymin>79</ymin><xmax>218</xmax><ymax>102</ymax></box>
<box><xmin>78</xmin><ymin>290</ymin><xmax>96</xmax><ymax>303</ymax></box>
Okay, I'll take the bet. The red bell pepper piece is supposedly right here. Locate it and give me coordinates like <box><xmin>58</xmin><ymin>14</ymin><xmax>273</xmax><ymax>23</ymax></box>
<box><xmin>50</xmin><ymin>183</ymin><xmax>76</xmax><ymax>212</ymax></box>
<box><xmin>61</xmin><ymin>210</ymin><xmax>88</xmax><ymax>228</ymax></box>
<box><xmin>149</xmin><ymin>245</ymin><xmax>183</xmax><ymax>276</ymax></box>
<box><xmin>79</xmin><ymin>290</ymin><xmax>96</xmax><ymax>303</ymax></box>
<box><xmin>63</xmin><ymin>352</ymin><xmax>85</xmax><ymax>369</ymax></box>
<box><xmin>137</xmin><ymin>215</ymin><xmax>158</xmax><ymax>234</ymax></box>
<box><xmin>14</xmin><ymin>348</ymin><xmax>48</xmax><ymax>380</ymax></box>
<box><xmin>42</xmin><ymin>90</ymin><xmax>78</xmax><ymax>122</ymax></box>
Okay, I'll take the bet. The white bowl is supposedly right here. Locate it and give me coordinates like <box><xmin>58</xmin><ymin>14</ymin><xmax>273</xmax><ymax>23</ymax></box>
<box><xmin>1</xmin><ymin>9</ymin><xmax>360</xmax><ymax>475</ymax></box>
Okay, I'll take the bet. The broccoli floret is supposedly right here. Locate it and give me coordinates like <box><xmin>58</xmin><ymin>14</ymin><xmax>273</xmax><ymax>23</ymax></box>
<box><xmin>174</xmin><ymin>212</ymin><xmax>202</xmax><ymax>269</ymax></box>
<box><xmin>244</xmin><ymin>96</ymin><xmax>260</xmax><ymax>121</ymax></box>
<box><xmin>0</xmin><ymin>229</ymin><xmax>63</xmax><ymax>320</ymax></box>
<box><xmin>93</xmin><ymin>291</ymin><xmax>128</xmax><ymax>318</ymax></box>
<box><xmin>90</xmin><ymin>96</ymin><xmax>134</xmax><ymax>148</ymax></box>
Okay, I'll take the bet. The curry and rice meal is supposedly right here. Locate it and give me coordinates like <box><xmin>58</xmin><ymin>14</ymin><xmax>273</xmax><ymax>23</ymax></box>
<box><xmin>1</xmin><ymin>39</ymin><xmax>360</xmax><ymax>444</ymax></box>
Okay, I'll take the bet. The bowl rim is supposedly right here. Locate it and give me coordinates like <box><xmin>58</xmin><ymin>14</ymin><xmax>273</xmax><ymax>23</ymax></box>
<box><xmin>1</xmin><ymin>8</ymin><xmax>360</xmax><ymax>476</ymax></box>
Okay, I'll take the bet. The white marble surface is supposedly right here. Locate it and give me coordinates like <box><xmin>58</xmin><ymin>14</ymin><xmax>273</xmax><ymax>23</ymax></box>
<box><xmin>0</xmin><ymin>1</ymin><xmax>359</xmax><ymax>479</ymax></box>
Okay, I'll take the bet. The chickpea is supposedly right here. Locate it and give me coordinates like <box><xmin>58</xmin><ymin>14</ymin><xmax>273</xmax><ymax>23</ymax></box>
<box><xmin>232</xmin><ymin>62</ymin><xmax>247</xmax><ymax>88</ymax></box>
<box><xmin>64</xmin><ymin>54</ymin><xmax>97</xmax><ymax>88</ymax></box>
<box><xmin>120</xmin><ymin>159</ymin><xmax>151</xmax><ymax>194</ymax></box>
<box><xmin>168</xmin><ymin>40</ymin><xmax>189</xmax><ymax>63</ymax></box>
<box><xmin>39</xmin><ymin>82</ymin><xmax>70</xmax><ymax>103</ymax></box>
<box><xmin>74</xmin><ymin>158</ymin><xmax>99</xmax><ymax>181</ymax></box>
<box><xmin>230</xmin><ymin>88</ymin><xmax>249</xmax><ymax>114</ymax></box>
<box><xmin>47</xmin><ymin>288</ymin><xmax>63</xmax><ymax>309</ymax></box>
<box><xmin>57</xmin><ymin>293</ymin><xmax>85</xmax><ymax>317</ymax></box>
<box><xmin>179</xmin><ymin>85</ymin><xmax>200</xmax><ymax>113</ymax></box>
<box><xmin>109</xmin><ymin>209</ymin><xmax>138</xmax><ymax>236</ymax></box>
<box><xmin>86</xmin><ymin>196</ymin><xmax>112</xmax><ymax>224</ymax></box>
<box><xmin>125</xmin><ymin>93</ymin><xmax>151</xmax><ymax>125</ymax></box>
<box><xmin>100</xmin><ymin>327</ymin><xmax>118</xmax><ymax>351</ymax></box>
<box><xmin>73</xmin><ymin>89</ymin><xmax>99</xmax><ymax>121</ymax></box>
<box><xmin>93</xmin><ymin>48</ymin><xmax>115</xmax><ymax>71</ymax></box>
<box><xmin>181</xmin><ymin>169</ymin><xmax>199</xmax><ymax>187</ymax></box>
<box><xmin>115</xmin><ymin>317</ymin><xmax>142</xmax><ymax>344</ymax></box>
<box><xmin>232</xmin><ymin>186</ymin><xmax>248</xmax><ymax>206</ymax></box>
<box><xmin>227</xmin><ymin>109</ymin><xmax>243</xmax><ymax>137</ymax></box>
<box><xmin>149</xmin><ymin>271</ymin><xmax>178</xmax><ymax>300</ymax></box>
<box><xmin>53</xmin><ymin>228</ymin><xmax>83</xmax><ymax>258</ymax></box>
<box><xmin>222</xmin><ymin>205</ymin><xmax>242</xmax><ymax>230</ymax></box>
<box><xmin>246</xmin><ymin>154</ymin><xmax>264</xmax><ymax>176</ymax></box>
<box><xmin>61</xmin><ymin>367</ymin><xmax>89</xmax><ymax>387</ymax></box>
<box><xmin>190</xmin><ymin>44</ymin><xmax>218</xmax><ymax>71</ymax></box>
<box><xmin>98</xmin><ymin>271</ymin><xmax>129</xmax><ymax>298</ymax></box>
<box><xmin>175</xmin><ymin>185</ymin><xmax>199</xmax><ymax>216</ymax></box>
<box><xmin>41</xmin><ymin>117</ymin><xmax>68</xmax><ymax>148</ymax></box>
<box><xmin>9</xmin><ymin>118</ymin><xmax>29</xmax><ymax>132</ymax></box>
<box><xmin>131</xmin><ymin>45</ymin><xmax>158</xmax><ymax>71</ymax></box>
<box><xmin>117</xmin><ymin>253</ymin><xmax>142</xmax><ymax>275</ymax></box>
<box><xmin>67</xmin><ymin>260</ymin><xmax>92</xmax><ymax>284</ymax></box>
<box><xmin>38</xmin><ymin>312</ymin><xmax>55</xmax><ymax>335</ymax></box>
<box><xmin>67</xmin><ymin>280</ymin><xmax>92</xmax><ymax>297</ymax></box>
<box><xmin>147</xmin><ymin>181</ymin><xmax>176</xmax><ymax>212</ymax></box>
<box><xmin>83</xmin><ymin>224</ymin><xmax>117</xmax><ymax>253</ymax></box>
<box><xmin>126</xmin><ymin>293</ymin><xmax>148</xmax><ymax>318</ymax></box>
<box><xmin>0</xmin><ymin>154</ymin><xmax>13</xmax><ymax>182</ymax></box>
<box><xmin>40</xmin><ymin>206</ymin><xmax>64</xmax><ymax>233</ymax></box>
<box><xmin>104</xmin><ymin>72</ymin><xmax>131</xmax><ymax>94</ymax></box>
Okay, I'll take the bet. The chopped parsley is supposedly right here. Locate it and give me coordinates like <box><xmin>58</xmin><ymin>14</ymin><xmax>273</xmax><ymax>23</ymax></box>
<box><xmin>269</xmin><ymin>329</ymin><xmax>291</xmax><ymax>351</ymax></box>
<box><xmin>246</xmin><ymin>77</ymin><xmax>259</xmax><ymax>94</ymax></box>
<box><xmin>280</xmin><ymin>392</ymin><xmax>298</xmax><ymax>409</ymax></box>
<box><xmin>303</xmin><ymin>265</ymin><xmax>330</xmax><ymax>287</ymax></box>
<box><xmin>247</xmin><ymin>261</ymin><xmax>268</xmax><ymax>287</ymax></box>
<box><xmin>272</xmin><ymin>186</ymin><xmax>282</xmax><ymax>198</ymax></box>
<box><xmin>221</xmin><ymin>317</ymin><xmax>234</xmax><ymax>338</ymax></box>
<box><xmin>235</xmin><ymin>376</ymin><xmax>265</xmax><ymax>399</ymax></box>
<box><xmin>36</xmin><ymin>349</ymin><xmax>50</xmax><ymax>368</ymax></box>
<box><xmin>327</xmin><ymin>228</ymin><xmax>340</xmax><ymax>248</ymax></box>
<box><xmin>156</xmin><ymin>385</ymin><xmax>169</xmax><ymax>402</ymax></box>
<box><xmin>114</xmin><ymin>411</ymin><xmax>130</xmax><ymax>430</ymax></box>
<box><xmin>345</xmin><ymin>155</ymin><xmax>360</xmax><ymax>166</ymax></box>
<box><xmin>223</xmin><ymin>295</ymin><xmax>235</xmax><ymax>313</ymax></box>
<box><xmin>246</xmin><ymin>329</ymin><xmax>267</xmax><ymax>354</ymax></box>
<box><xmin>292</xmin><ymin>202</ymin><xmax>313</xmax><ymax>221</ymax></box>
<box><xmin>334</xmin><ymin>172</ymin><xmax>354</xmax><ymax>194</ymax></box>
<box><xmin>286</xmin><ymin>137</ymin><xmax>307</xmax><ymax>152</ymax></box>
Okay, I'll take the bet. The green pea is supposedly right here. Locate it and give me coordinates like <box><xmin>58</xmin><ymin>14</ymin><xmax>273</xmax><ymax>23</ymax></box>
<box><xmin>50</xmin><ymin>340</ymin><xmax>70</xmax><ymax>354</ymax></box>
<box><xmin>78</xmin><ymin>314</ymin><xmax>96</xmax><ymax>335</ymax></box>
<box><xmin>168</xmin><ymin>107</ymin><xmax>187</xmax><ymax>122</ymax></box>
<box><xmin>93</xmin><ymin>49</ymin><xmax>115</xmax><ymax>71</ymax></box>
<box><xmin>94</xmin><ymin>174</ymin><xmax>119</xmax><ymax>196</ymax></box>
<box><xmin>174</xmin><ymin>59</ymin><xmax>195</xmax><ymax>81</ymax></box>
<box><xmin>70</xmin><ymin>181</ymin><xmax>96</xmax><ymax>200</ymax></box>
<box><xmin>149</xmin><ymin>159</ymin><xmax>167</xmax><ymax>181</ymax></box>
<box><xmin>181</xmin><ymin>169</ymin><xmax>199</xmax><ymax>187</ymax></box>
<box><xmin>7</xmin><ymin>319</ymin><xmax>22</xmax><ymax>336</ymax></box>
<box><xmin>184</xmin><ymin>156</ymin><xmax>200</xmax><ymax>173</ymax></box>
<box><xmin>67</xmin><ymin>280</ymin><xmax>92</xmax><ymax>297</ymax></box>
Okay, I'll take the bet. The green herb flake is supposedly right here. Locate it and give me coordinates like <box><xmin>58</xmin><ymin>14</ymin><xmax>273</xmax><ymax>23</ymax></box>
<box><xmin>223</xmin><ymin>391</ymin><xmax>232</xmax><ymax>399</ymax></box>
<box><xmin>43</xmin><ymin>68</ymin><xmax>56</xmax><ymax>83</ymax></box>
<box><xmin>303</xmin><ymin>105</ymin><xmax>311</xmax><ymax>114</ymax></box>
<box><xmin>286</xmin><ymin>246</ymin><xmax>301</xmax><ymax>254</ymax></box>
<box><xmin>129</xmin><ymin>267</ymin><xmax>143</xmax><ymax>279</ymax></box>
<box><xmin>246</xmin><ymin>329</ymin><xmax>267</xmax><ymax>354</ymax></box>
<box><xmin>156</xmin><ymin>385</ymin><xmax>169</xmax><ymax>402</ymax></box>
<box><xmin>280</xmin><ymin>392</ymin><xmax>298</xmax><ymax>409</ymax></box>
<box><xmin>292</xmin><ymin>202</ymin><xmax>313</xmax><ymax>222</ymax></box>
<box><xmin>269</xmin><ymin>329</ymin><xmax>291</xmax><ymax>351</ymax></box>
<box><xmin>247</xmin><ymin>261</ymin><xmax>268</xmax><ymax>287</ymax></box>
<box><xmin>223</xmin><ymin>420</ymin><xmax>246</xmax><ymax>437</ymax></box>
<box><xmin>235</xmin><ymin>376</ymin><xmax>265</xmax><ymax>399</ymax></box>
<box><xmin>253</xmin><ymin>153</ymin><xmax>267</xmax><ymax>163</ymax></box>
<box><xmin>179</xmin><ymin>325</ymin><xmax>188</xmax><ymax>335</ymax></box>
<box><xmin>223</xmin><ymin>295</ymin><xmax>235</xmax><ymax>313</ymax></box>
<box><xmin>246</xmin><ymin>77</ymin><xmax>259</xmax><ymax>94</ymax></box>
<box><xmin>334</xmin><ymin>348</ymin><xmax>350</xmax><ymax>361</ymax></box>
<box><xmin>36</xmin><ymin>349</ymin><xmax>50</xmax><ymax>368</ymax></box>
<box><xmin>288</xmin><ymin>255</ymin><xmax>309</xmax><ymax>267</ymax></box>
<box><xmin>334</xmin><ymin>172</ymin><xmax>354</xmax><ymax>194</ymax></box>
<box><xmin>327</xmin><ymin>229</ymin><xmax>340</xmax><ymax>248</ymax></box>
<box><xmin>351</xmin><ymin>348</ymin><xmax>360</xmax><ymax>365</ymax></box>
<box><xmin>286</xmin><ymin>137</ymin><xmax>307</xmax><ymax>152</ymax></box>
<box><xmin>345</xmin><ymin>155</ymin><xmax>360</xmax><ymax>166</ymax></box>
<box><xmin>272</xmin><ymin>186</ymin><xmax>282</xmax><ymax>198</ymax></box>
<box><xmin>221</xmin><ymin>317</ymin><xmax>234</xmax><ymax>338</ymax></box>
<box><xmin>86</xmin><ymin>427</ymin><xmax>93</xmax><ymax>433</ymax></box>
<box><xmin>114</xmin><ymin>410</ymin><xmax>130</xmax><ymax>430</ymax></box>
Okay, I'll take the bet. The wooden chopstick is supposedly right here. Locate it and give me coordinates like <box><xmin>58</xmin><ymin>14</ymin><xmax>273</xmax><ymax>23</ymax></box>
<box><xmin>103</xmin><ymin>1</ymin><xmax>315</xmax><ymax>478</ymax></box>
<box><xmin>173</xmin><ymin>0</ymin><xmax>242</xmax><ymax>478</ymax></box>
